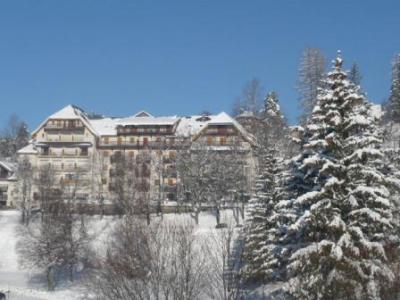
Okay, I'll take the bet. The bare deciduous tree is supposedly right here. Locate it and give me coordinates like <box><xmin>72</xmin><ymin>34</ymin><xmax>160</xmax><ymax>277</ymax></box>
<box><xmin>204</xmin><ymin>222</ymin><xmax>244</xmax><ymax>300</ymax></box>
<box><xmin>232</xmin><ymin>78</ymin><xmax>263</xmax><ymax>117</ymax></box>
<box><xmin>16</xmin><ymin>157</ymin><xmax>33</xmax><ymax>225</ymax></box>
<box><xmin>87</xmin><ymin>218</ymin><xmax>209</xmax><ymax>300</ymax></box>
<box><xmin>17</xmin><ymin>165</ymin><xmax>92</xmax><ymax>290</ymax></box>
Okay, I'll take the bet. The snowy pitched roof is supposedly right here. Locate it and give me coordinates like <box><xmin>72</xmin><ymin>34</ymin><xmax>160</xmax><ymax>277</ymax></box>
<box><xmin>89</xmin><ymin>116</ymin><xmax>180</xmax><ymax>136</ymax></box>
<box><xmin>0</xmin><ymin>161</ymin><xmax>16</xmax><ymax>173</ymax></box>
<box><xmin>32</xmin><ymin>105</ymin><xmax>98</xmax><ymax>136</ymax></box>
<box><xmin>29</xmin><ymin>105</ymin><xmax>255</xmax><ymax>143</ymax></box>
<box><xmin>89</xmin><ymin>118</ymin><xmax>121</xmax><ymax>136</ymax></box>
<box><xmin>17</xmin><ymin>143</ymin><xmax>38</xmax><ymax>154</ymax></box>
<box><xmin>132</xmin><ymin>111</ymin><xmax>153</xmax><ymax>118</ymax></box>
<box><xmin>208</xmin><ymin>112</ymin><xmax>256</xmax><ymax>144</ymax></box>
<box><xmin>117</xmin><ymin>116</ymin><xmax>179</xmax><ymax>126</ymax></box>
<box><xmin>175</xmin><ymin>112</ymin><xmax>256</xmax><ymax>145</ymax></box>
<box><xmin>175</xmin><ymin>115</ymin><xmax>210</xmax><ymax>137</ymax></box>
<box><xmin>48</xmin><ymin>105</ymin><xmax>86</xmax><ymax>119</ymax></box>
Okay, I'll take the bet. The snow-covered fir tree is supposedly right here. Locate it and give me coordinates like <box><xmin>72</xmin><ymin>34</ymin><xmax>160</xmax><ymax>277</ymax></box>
<box><xmin>261</xmin><ymin>91</ymin><xmax>288</xmax><ymax>144</ymax></box>
<box><xmin>348</xmin><ymin>62</ymin><xmax>362</xmax><ymax>86</ymax></box>
<box><xmin>243</xmin><ymin>146</ymin><xmax>284</xmax><ymax>282</ymax></box>
<box><xmin>287</xmin><ymin>52</ymin><xmax>399</xmax><ymax>300</ymax></box>
<box><xmin>243</xmin><ymin>92</ymin><xmax>289</xmax><ymax>282</ymax></box>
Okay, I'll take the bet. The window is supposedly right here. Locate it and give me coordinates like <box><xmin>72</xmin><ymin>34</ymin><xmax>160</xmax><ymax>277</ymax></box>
<box><xmin>130</xmin><ymin>137</ymin><xmax>135</xmax><ymax>144</ymax></box>
<box><xmin>207</xmin><ymin>136</ymin><xmax>213</xmax><ymax>145</ymax></box>
<box><xmin>80</xmin><ymin>147</ymin><xmax>88</xmax><ymax>156</ymax></box>
<box><xmin>220</xmin><ymin>137</ymin><xmax>227</xmax><ymax>145</ymax></box>
<box><xmin>143</xmin><ymin>138</ymin><xmax>148</xmax><ymax>147</ymax></box>
<box><xmin>167</xmin><ymin>193</ymin><xmax>175</xmax><ymax>201</ymax></box>
<box><xmin>169</xmin><ymin>151</ymin><xmax>176</xmax><ymax>159</ymax></box>
<box><xmin>117</xmin><ymin>137</ymin><xmax>123</xmax><ymax>145</ymax></box>
<box><xmin>168</xmin><ymin>178</ymin><xmax>174</xmax><ymax>186</ymax></box>
<box><xmin>103</xmin><ymin>137</ymin><xmax>109</xmax><ymax>144</ymax></box>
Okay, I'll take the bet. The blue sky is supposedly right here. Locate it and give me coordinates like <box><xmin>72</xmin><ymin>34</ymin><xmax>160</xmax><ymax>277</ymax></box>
<box><xmin>0</xmin><ymin>0</ymin><xmax>399</xmax><ymax>130</ymax></box>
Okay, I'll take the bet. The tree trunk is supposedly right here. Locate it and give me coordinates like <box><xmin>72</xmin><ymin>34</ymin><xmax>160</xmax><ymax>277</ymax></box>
<box><xmin>69</xmin><ymin>264</ymin><xmax>74</xmax><ymax>282</ymax></box>
<box><xmin>234</xmin><ymin>206</ymin><xmax>241</xmax><ymax>225</ymax></box>
<box><xmin>191</xmin><ymin>207</ymin><xmax>200</xmax><ymax>225</ymax></box>
<box><xmin>146</xmin><ymin>212</ymin><xmax>151</xmax><ymax>225</ymax></box>
<box><xmin>215</xmin><ymin>206</ymin><xmax>220</xmax><ymax>226</ymax></box>
<box><xmin>46</xmin><ymin>266</ymin><xmax>55</xmax><ymax>291</ymax></box>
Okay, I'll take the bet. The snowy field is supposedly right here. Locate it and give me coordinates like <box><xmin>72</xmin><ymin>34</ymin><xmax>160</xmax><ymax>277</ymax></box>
<box><xmin>0</xmin><ymin>209</ymin><xmax>238</xmax><ymax>300</ymax></box>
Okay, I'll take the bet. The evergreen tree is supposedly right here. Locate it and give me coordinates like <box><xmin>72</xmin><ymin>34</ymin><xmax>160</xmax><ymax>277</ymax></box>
<box><xmin>348</xmin><ymin>62</ymin><xmax>362</xmax><ymax>86</ymax></box>
<box><xmin>243</xmin><ymin>92</ymin><xmax>289</xmax><ymax>282</ymax></box>
<box><xmin>261</xmin><ymin>91</ymin><xmax>288</xmax><ymax>143</ymax></box>
<box><xmin>387</xmin><ymin>54</ymin><xmax>400</xmax><ymax>123</ymax></box>
<box><xmin>287</xmin><ymin>52</ymin><xmax>398</xmax><ymax>300</ymax></box>
<box><xmin>0</xmin><ymin>114</ymin><xmax>29</xmax><ymax>159</ymax></box>
<box><xmin>243</xmin><ymin>146</ymin><xmax>283</xmax><ymax>282</ymax></box>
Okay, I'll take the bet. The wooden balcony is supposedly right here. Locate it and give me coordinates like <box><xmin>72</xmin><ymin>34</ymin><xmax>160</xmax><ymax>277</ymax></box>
<box><xmin>99</xmin><ymin>140</ymin><xmax>180</xmax><ymax>149</ymax></box>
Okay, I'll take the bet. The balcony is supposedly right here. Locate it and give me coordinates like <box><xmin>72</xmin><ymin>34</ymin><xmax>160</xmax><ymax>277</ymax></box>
<box><xmin>100</xmin><ymin>140</ymin><xmax>178</xmax><ymax>149</ymax></box>
<box><xmin>43</xmin><ymin>135</ymin><xmax>86</xmax><ymax>143</ymax></box>
<box><xmin>38</xmin><ymin>152</ymin><xmax>90</xmax><ymax>159</ymax></box>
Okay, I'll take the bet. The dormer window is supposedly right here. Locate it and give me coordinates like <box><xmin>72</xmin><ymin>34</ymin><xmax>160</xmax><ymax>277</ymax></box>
<box><xmin>195</xmin><ymin>116</ymin><xmax>211</xmax><ymax>122</ymax></box>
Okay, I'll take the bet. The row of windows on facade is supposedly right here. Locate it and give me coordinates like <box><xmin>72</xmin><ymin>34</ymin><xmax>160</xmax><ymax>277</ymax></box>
<box><xmin>41</xmin><ymin>147</ymin><xmax>88</xmax><ymax>156</ymax></box>
<box><xmin>46</xmin><ymin>119</ymin><xmax>84</xmax><ymax>128</ymax></box>
<box><xmin>100</xmin><ymin>175</ymin><xmax>175</xmax><ymax>187</ymax></box>
<box><xmin>102</xmin><ymin>136</ymin><xmax>233</xmax><ymax>146</ymax></box>
<box><xmin>102</xmin><ymin>136</ymin><xmax>174</xmax><ymax>146</ymax></box>
<box><xmin>105</xmin><ymin>150</ymin><xmax>176</xmax><ymax>160</ymax></box>
<box><xmin>41</xmin><ymin>133</ymin><xmax>89</xmax><ymax>140</ymax></box>
<box><xmin>117</xmin><ymin>126</ymin><xmax>173</xmax><ymax>134</ymax></box>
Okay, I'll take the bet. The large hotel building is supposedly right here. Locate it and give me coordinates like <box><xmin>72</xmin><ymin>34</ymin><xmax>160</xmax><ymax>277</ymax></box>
<box><xmin>9</xmin><ymin>105</ymin><xmax>257</xmax><ymax>207</ymax></box>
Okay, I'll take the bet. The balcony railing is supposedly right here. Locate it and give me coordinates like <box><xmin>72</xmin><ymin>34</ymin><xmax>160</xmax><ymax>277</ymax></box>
<box><xmin>43</xmin><ymin>136</ymin><xmax>86</xmax><ymax>143</ymax></box>
<box><xmin>38</xmin><ymin>153</ymin><xmax>90</xmax><ymax>158</ymax></box>
<box><xmin>99</xmin><ymin>141</ymin><xmax>180</xmax><ymax>149</ymax></box>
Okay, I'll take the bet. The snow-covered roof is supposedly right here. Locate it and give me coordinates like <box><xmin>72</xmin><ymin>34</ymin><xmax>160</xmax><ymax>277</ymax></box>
<box><xmin>117</xmin><ymin>116</ymin><xmax>179</xmax><ymax>126</ymax></box>
<box><xmin>89</xmin><ymin>118</ymin><xmax>122</xmax><ymax>136</ymax></box>
<box><xmin>17</xmin><ymin>143</ymin><xmax>38</xmax><ymax>155</ymax></box>
<box><xmin>132</xmin><ymin>111</ymin><xmax>153</xmax><ymax>118</ymax></box>
<box><xmin>32</xmin><ymin>105</ymin><xmax>98</xmax><ymax>136</ymax></box>
<box><xmin>48</xmin><ymin>105</ymin><xmax>86</xmax><ymax>119</ymax></box>
<box><xmin>90</xmin><ymin>116</ymin><xmax>179</xmax><ymax>136</ymax></box>
<box><xmin>0</xmin><ymin>161</ymin><xmax>16</xmax><ymax>172</ymax></box>
<box><xmin>30</xmin><ymin>105</ymin><xmax>255</xmax><ymax>144</ymax></box>
<box><xmin>175</xmin><ymin>115</ymin><xmax>210</xmax><ymax>137</ymax></box>
<box><xmin>175</xmin><ymin>112</ymin><xmax>256</xmax><ymax>145</ymax></box>
<box><xmin>209</xmin><ymin>112</ymin><xmax>256</xmax><ymax>144</ymax></box>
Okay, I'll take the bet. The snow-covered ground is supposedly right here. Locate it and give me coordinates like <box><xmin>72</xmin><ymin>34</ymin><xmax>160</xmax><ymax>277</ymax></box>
<box><xmin>0</xmin><ymin>209</ymin><xmax>238</xmax><ymax>300</ymax></box>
